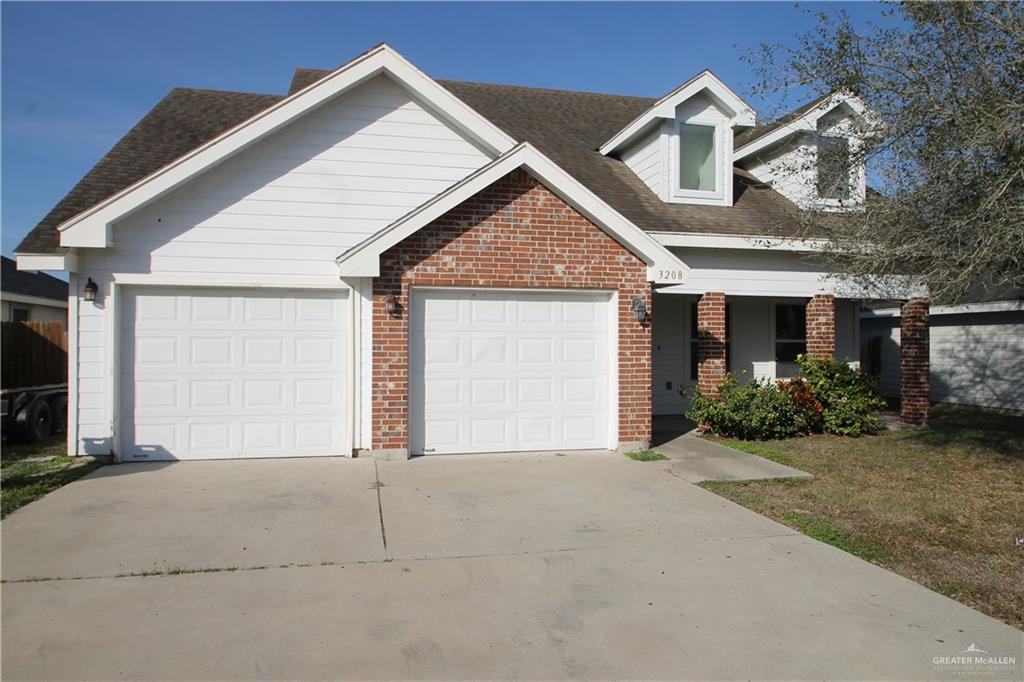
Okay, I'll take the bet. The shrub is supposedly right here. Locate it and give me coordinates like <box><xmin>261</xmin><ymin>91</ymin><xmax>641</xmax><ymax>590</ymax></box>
<box><xmin>686</xmin><ymin>374</ymin><xmax>808</xmax><ymax>440</ymax></box>
<box><xmin>796</xmin><ymin>355</ymin><xmax>886</xmax><ymax>436</ymax></box>
<box><xmin>778</xmin><ymin>377</ymin><xmax>823</xmax><ymax>433</ymax></box>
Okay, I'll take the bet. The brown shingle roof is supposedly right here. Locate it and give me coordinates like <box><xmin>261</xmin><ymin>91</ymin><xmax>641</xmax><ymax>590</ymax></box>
<box><xmin>17</xmin><ymin>68</ymin><xmax>805</xmax><ymax>255</ymax></box>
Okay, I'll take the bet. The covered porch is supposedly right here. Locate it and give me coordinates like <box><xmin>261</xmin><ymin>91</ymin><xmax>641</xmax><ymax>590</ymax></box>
<box><xmin>649</xmin><ymin>245</ymin><xmax>930</xmax><ymax>426</ymax></box>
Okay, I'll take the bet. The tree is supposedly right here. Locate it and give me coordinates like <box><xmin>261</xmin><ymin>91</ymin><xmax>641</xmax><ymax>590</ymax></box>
<box><xmin>745</xmin><ymin>2</ymin><xmax>1024</xmax><ymax>303</ymax></box>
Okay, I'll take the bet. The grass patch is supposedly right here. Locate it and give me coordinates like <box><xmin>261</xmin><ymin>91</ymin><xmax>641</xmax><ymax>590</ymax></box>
<box><xmin>713</xmin><ymin>439</ymin><xmax>795</xmax><ymax>466</ymax></box>
<box><xmin>700</xmin><ymin>406</ymin><xmax>1024</xmax><ymax>630</ymax></box>
<box><xmin>626</xmin><ymin>449</ymin><xmax>669</xmax><ymax>462</ymax></box>
<box><xmin>1</xmin><ymin>438</ymin><xmax>103</xmax><ymax>518</ymax></box>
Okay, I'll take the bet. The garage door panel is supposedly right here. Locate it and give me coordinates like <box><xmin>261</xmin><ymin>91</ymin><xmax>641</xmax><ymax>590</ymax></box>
<box><xmin>410</xmin><ymin>289</ymin><xmax>612</xmax><ymax>455</ymax></box>
<box><xmin>121</xmin><ymin>288</ymin><xmax>347</xmax><ymax>461</ymax></box>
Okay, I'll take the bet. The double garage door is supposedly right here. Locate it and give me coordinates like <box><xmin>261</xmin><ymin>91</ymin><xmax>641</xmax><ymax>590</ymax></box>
<box><xmin>121</xmin><ymin>287</ymin><xmax>612</xmax><ymax>460</ymax></box>
<box><xmin>121</xmin><ymin>288</ymin><xmax>348</xmax><ymax>461</ymax></box>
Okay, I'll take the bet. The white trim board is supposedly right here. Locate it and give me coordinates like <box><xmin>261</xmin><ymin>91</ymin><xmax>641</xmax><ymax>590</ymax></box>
<box><xmin>0</xmin><ymin>292</ymin><xmax>69</xmax><ymax>309</ymax></box>
<box><xmin>600</xmin><ymin>71</ymin><xmax>756</xmax><ymax>156</ymax></box>
<box><xmin>15</xmin><ymin>253</ymin><xmax>78</xmax><ymax>273</ymax></box>
<box><xmin>863</xmin><ymin>299</ymin><xmax>1023</xmax><ymax>318</ymax></box>
<box><xmin>648</xmin><ymin>232</ymin><xmax>827</xmax><ymax>252</ymax></box>
<box><xmin>57</xmin><ymin>44</ymin><xmax>517</xmax><ymax>249</ymax></box>
<box><xmin>335</xmin><ymin>142</ymin><xmax>688</xmax><ymax>283</ymax></box>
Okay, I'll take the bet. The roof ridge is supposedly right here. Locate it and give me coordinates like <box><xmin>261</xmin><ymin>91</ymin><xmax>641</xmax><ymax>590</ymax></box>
<box><xmin>438</xmin><ymin>78</ymin><xmax>656</xmax><ymax>101</ymax></box>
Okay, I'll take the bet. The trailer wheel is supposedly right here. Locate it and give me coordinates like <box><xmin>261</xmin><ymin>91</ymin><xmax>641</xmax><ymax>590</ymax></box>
<box><xmin>51</xmin><ymin>395</ymin><xmax>68</xmax><ymax>434</ymax></box>
<box><xmin>28</xmin><ymin>400</ymin><xmax>53</xmax><ymax>442</ymax></box>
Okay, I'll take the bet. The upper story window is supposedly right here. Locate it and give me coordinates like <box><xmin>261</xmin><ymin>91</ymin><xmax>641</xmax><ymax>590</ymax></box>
<box><xmin>817</xmin><ymin>136</ymin><xmax>851</xmax><ymax>201</ymax></box>
<box><xmin>679</xmin><ymin>123</ymin><xmax>717</xmax><ymax>192</ymax></box>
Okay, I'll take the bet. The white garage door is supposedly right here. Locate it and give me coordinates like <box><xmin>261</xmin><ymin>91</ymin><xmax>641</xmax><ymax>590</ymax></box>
<box><xmin>120</xmin><ymin>288</ymin><xmax>348</xmax><ymax>461</ymax></box>
<box><xmin>410</xmin><ymin>289</ymin><xmax>613</xmax><ymax>455</ymax></box>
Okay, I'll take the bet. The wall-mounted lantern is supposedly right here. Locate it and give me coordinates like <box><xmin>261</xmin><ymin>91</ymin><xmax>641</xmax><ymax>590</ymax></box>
<box><xmin>83</xmin><ymin>278</ymin><xmax>99</xmax><ymax>302</ymax></box>
<box><xmin>385</xmin><ymin>293</ymin><xmax>399</xmax><ymax>317</ymax></box>
<box><xmin>631</xmin><ymin>296</ymin><xmax>649</xmax><ymax>325</ymax></box>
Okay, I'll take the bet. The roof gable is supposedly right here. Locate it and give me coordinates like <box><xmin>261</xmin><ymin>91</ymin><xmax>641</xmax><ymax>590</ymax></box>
<box><xmin>56</xmin><ymin>44</ymin><xmax>516</xmax><ymax>249</ymax></box>
<box><xmin>733</xmin><ymin>92</ymin><xmax>879</xmax><ymax>161</ymax></box>
<box><xmin>336</xmin><ymin>143</ymin><xmax>687</xmax><ymax>283</ymax></box>
<box><xmin>599</xmin><ymin>70</ymin><xmax>756</xmax><ymax>156</ymax></box>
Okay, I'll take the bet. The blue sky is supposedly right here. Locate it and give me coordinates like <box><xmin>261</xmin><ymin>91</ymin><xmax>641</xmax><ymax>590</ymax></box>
<box><xmin>1</xmin><ymin>1</ymin><xmax>891</xmax><ymax>260</ymax></box>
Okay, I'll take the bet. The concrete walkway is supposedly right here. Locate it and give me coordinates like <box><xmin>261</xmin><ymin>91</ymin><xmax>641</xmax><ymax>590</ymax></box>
<box><xmin>652</xmin><ymin>417</ymin><xmax>813</xmax><ymax>482</ymax></box>
<box><xmin>3</xmin><ymin>453</ymin><xmax>1020</xmax><ymax>681</ymax></box>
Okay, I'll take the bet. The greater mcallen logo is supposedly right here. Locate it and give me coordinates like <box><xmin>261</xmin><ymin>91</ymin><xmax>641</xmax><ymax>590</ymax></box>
<box><xmin>933</xmin><ymin>644</ymin><xmax>1017</xmax><ymax>677</ymax></box>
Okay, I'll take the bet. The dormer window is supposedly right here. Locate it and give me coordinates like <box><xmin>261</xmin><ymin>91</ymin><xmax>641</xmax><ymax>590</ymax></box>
<box><xmin>817</xmin><ymin>136</ymin><xmax>850</xmax><ymax>201</ymax></box>
<box><xmin>679</xmin><ymin>123</ymin><xmax>717</xmax><ymax>191</ymax></box>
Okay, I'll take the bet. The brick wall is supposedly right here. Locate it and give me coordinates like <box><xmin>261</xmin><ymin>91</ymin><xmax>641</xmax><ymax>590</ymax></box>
<box><xmin>900</xmin><ymin>297</ymin><xmax>930</xmax><ymax>425</ymax></box>
<box><xmin>372</xmin><ymin>168</ymin><xmax>651</xmax><ymax>452</ymax></box>
<box><xmin>696</xmin><ymin>292</ymin><xmax>727</xmax><ymax>395</ymax></box>
<box><xmin>806</xmin><ymin>294</ymin><xmax>836</xmax><ymax>359</ymax></box>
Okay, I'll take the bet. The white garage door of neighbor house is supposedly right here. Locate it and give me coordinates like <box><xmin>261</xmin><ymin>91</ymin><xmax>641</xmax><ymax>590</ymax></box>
<box><xmin>410</xmin><ymin>289</ymin><xmax>614</xmax><ymax>455</ymax></box>
<box><xmin>121</xmin><ymin>288</ymin><xmax>348</xmax><ymax>461</ymax></box>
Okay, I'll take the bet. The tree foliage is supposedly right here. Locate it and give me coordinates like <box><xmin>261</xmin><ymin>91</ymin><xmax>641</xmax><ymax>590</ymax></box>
<box><xmin>745</xmin><ymin>2</ymin><xmax>1024</xmax><ymax>303</ymax></box>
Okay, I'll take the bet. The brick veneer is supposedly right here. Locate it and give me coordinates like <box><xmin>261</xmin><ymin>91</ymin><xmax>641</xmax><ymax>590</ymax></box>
<box><xmin>900</xmin><ymin>297</ymin><xmax>930</xmax><ymax>425</ymax></box>
<box><xmin>806</xmin><ymin>294</ymin><xmax>836</xmax><ymax>358</ymax></box>
<box><xmin>696</xmin><ymin>292</ymin><xmax>727</xmax><ymax>395</ymax></box>
<box><xmin>371</xmin><ymin>168</ymin><xmax>652</xmax><ymax>453</ymax></box>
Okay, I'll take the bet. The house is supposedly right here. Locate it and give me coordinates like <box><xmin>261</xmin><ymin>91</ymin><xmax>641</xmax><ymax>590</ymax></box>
<box><xmin>14</xmin><ymin>44</ymin><xmax>929</xmax><ymax>461</ymax></box>
<box><xmin>1</xmin><ymin>256</ymin><xmax>68</xmax><ymax>327</ymax></box>
<box><xmin>862</xmin><ymin>285</ymin><xmax>1023</xmax><ymax>413</ymax></box>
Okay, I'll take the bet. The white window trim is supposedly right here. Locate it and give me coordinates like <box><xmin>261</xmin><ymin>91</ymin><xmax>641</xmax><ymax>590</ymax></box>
<box><xmin>667</xmin><ymin>115</ymin><xmax>730</xmax><ymax>207</ymax></box>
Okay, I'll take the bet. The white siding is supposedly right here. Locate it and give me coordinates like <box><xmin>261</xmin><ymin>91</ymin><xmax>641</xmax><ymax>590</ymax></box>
<box><xmin>621</xmin><ymin>126</ymin><xmax>663</xmax><ymax>198</ymax></box>
<box><xmin>95</xmin><ymin>75</ymin><xmax>491</xmax><ymax>278</ymax></box>
<box><xmin>71</xmin><ymin>74</ymin><xmax>494</xmax><ymax>455</ymax></box>
<box><xmin>862</xmin><ymin>311</ymin><xmax>1024</xmax><ymax>411</ymax></box>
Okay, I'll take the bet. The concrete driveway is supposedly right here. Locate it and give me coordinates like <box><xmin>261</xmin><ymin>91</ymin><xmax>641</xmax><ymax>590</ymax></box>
<box><xmin>2</xmin><ymin>452</ymin><xmax>1021</xmax><ymax>681</ymax></box>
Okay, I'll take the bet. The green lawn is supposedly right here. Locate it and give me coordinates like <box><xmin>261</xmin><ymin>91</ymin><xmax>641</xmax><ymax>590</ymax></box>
<box><xmin>1</xmin><ymin>438</ymin><xmax>103</xmax><ymax>518</ymax></box>
<box><xmin>699</xmin><ymin>406</ymin><xmax>1024</xmax><ymax>630</ymax></box>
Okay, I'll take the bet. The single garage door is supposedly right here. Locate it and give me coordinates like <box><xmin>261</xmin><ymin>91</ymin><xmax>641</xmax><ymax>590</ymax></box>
<box><xmin>410</xmin><ymin>288</ymin><xmax>613</xmax><ymax>455</ymax></box>
<box><xmin>120</xmin><ymin>288</ymin><xmax>348</xmax><ymax>460</ymax></box>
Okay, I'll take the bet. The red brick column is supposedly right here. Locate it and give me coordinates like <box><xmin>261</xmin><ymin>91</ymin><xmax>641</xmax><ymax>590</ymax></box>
<box><xmin>806</xmin><ymin>294</ymin><xmax>836</xmax><ymax>358</ymax></box>
<box><xmin>900</xmin><ymin>298</ymin><xmax>930</xmax><ymax>425</ymax></box>
<box><xmin>697</xmin><ymin>292</ymin><xmax>727</xmax><ymax>395</ymax></box>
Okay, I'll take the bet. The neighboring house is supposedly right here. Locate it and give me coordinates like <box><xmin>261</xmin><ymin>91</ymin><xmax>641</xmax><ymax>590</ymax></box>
<box><xmin>1</xmin><ymin>256</ymin><xmax>68</xmax><ymax>327</ymax></box>
<box><xmin>862</xmin><ymin>286</ymin><xmax>1024</xmax><ymax>413</ymax></box>
<box><xmin>14</xmin><ymin>44</ymin><xmax>928</xmax><ymax>462</ymax></box>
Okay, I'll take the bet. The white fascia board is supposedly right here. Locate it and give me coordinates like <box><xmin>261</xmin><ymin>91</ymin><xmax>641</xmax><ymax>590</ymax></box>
<box><xmin>733</xmin><ymin>92</ymin><xmax>878</xmax><ymax>162</ymax></box>
<box><xmin>15</xmin><ymin>252</ymin><xmax>78</xmax><ymax>273</ymax></box>
<box><xmin>0</xmin><ymin>292</ymin><xmax>69</xmax><ymax>308</ymax></box>
<box><xmin>600</xmin><ymin>71</ymin><xmax>756</xmax><ymax>156</ymax></box>
<box><xmin>57</xmin><ymin>44</ymin><xmax>517</xmax><ymax>249</ymax></box>
<box><xmin>649</xmin><ymin>231</ymin><xmax>827</xmax><ymax>252</ymax></box>
<box><xmin>336</xmin><ymin>142</ymin><xmax>688</xmax><ymax>283</ymax></box>
<box><xmin>863</xmin><ymin>299</ymin><xmax>1024</xmax><ymax>318</ymax></box>
<box><xmin>656</xmin><ymin>273</ymin><xmax>923</xmax><ymax>299</ymax></box>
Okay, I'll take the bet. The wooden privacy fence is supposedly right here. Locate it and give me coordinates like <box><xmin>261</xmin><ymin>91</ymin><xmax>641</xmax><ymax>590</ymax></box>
<box><xmin>1</xmin><ymin>321</ymin><xmax>68</xmax><ymax>389</ymax></box>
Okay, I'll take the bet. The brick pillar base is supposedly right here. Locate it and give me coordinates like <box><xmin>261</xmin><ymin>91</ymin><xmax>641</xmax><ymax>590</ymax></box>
<box><xmin>900</xmin><ymin>298</ymin><xmax>930</xmax><ymax>425</ymax></box>
<box><xmin>806</xmin><ymin>294</ymin><xmax>836</xmax><ymax>358</ymax></box>
<box><xmin>697</xmin><ymin>292</ymin><xmax>727</xmax><ymax>395</ymax></box>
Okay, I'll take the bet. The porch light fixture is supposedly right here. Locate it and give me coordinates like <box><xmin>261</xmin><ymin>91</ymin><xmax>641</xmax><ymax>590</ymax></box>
<box><xmin>631</xmin><ymin>296</ymin><xmax>648</xmax><ymax>325</ymax></box>
<box><xmin>385</xmin><ymin>294</ymin><xmax>399</xmax><ymax>317</ymax></box>
<box><xmin>83</xmin><ymin>278</ymin><xmax>99</xmax><ymax>302</ymax></box>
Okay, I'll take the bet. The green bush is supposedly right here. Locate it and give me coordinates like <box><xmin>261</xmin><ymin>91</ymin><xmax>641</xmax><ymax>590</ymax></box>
<box><xmin>796</xmin><ymin>355</ymin><xmax>886</xmax><ymax>436</ymax></box>
<box><xmin>685</xmin><ymin>359</ymin><xmax>886</xmax><ymax>440</ymax></box>
<box><xmin>686</xmin><ymin>374</ymin><xmax>809</xmax><ymax>440</ymax></box>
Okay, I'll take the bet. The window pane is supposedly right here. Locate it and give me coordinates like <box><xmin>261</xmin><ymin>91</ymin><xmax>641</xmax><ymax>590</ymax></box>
<box><xmin>817</xmin><ymin>136</ymin><xmax>850</xmax><ymax>200</ymax></box>
<box><xmin>12</xmin><ymin>308</ymin><xmax>29</xmax><ymax>323</ymax></box>
<box><xmin>775</xmin><ymin>304</ymin><xmax>806</xmax><ymax>341</ymax></box>
<box><xmin>679</xmin><ymin>123</ymin><xmax>716</xmax><ymax>191</ymax></box>
<box><xmin>776</xmin><ymin>342</ymin><xmax>807</xmax><ymax>362</ymax></box>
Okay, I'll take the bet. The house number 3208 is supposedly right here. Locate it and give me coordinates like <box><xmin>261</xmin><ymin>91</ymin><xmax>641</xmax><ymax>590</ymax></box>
<box><xmin>659</xmin><ymin>270</ymin><xmax>685</xmax><ymax>281</ymax></box>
